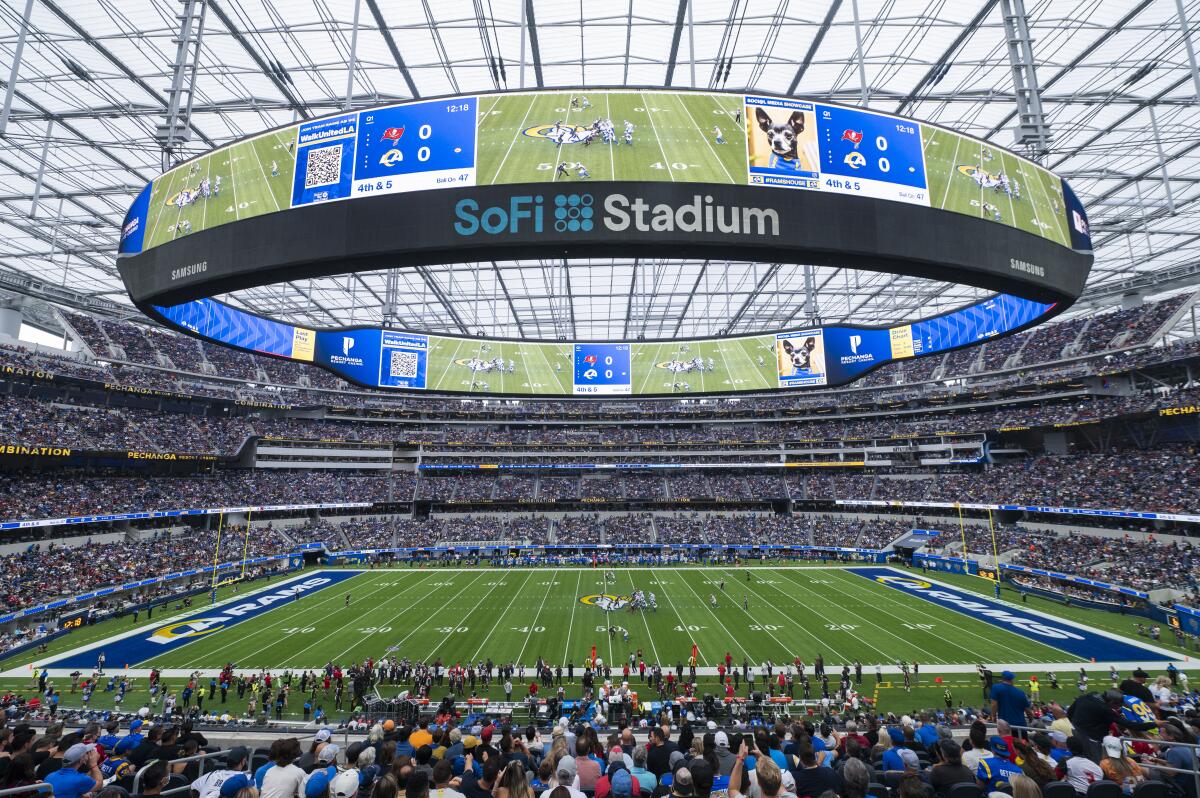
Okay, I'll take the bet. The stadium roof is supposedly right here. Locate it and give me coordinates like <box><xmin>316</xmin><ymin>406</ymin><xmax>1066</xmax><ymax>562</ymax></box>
<box><xmin>0</xmin><ymin>0</ymin><xmax>1198</xmax><ymax>339</ymax></box>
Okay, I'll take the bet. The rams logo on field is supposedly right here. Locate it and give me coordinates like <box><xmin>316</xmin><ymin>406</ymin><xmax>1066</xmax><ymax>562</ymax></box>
<box><xmin>523</xmin><ymin>124</ymin><xmax>592</xmax><ymax>144</ymax></box>
<box><xmin>147</xmin><ymin>618</ymin><xmax>226</xmax><ymax>643</ymax></box>
<box><xmin>957</xmin><ymin>165</ymin><xmax>1000</xmax><ymax>182</ymax></box>
<box><xmin>873</xmin><ymin>575</ymin><xmax>932</xmax><ymax>590</ymax></box>
<box><xmin>580</xmin><ymin>594</ymin><xmax>632</xmax><ymax>611</ymax></box>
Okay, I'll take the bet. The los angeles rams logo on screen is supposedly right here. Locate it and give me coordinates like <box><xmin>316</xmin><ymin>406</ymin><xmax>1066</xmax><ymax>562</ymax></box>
<box><xmin>523</xmin><ymin>124</ymin><xmax>592</xmax><ymax>145</ymax></box>
<box><xmin>580</xmin><ymin>594</ymin><xmax>632</xmax><ymax>611</ymax></box>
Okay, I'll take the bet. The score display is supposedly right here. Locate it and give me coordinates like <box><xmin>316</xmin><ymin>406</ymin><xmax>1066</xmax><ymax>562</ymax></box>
<box><xmin>122</xmin><ymin>88</ymin><xmax>1089</xmax><ymax>260</ymax></box>
<box><xmin>573</xmin><ymin>344</ymin><xmax>632</xmax><ymax>395</ymax></box>
<box><xmin>150</xmin><ymin>292</ymin><xmax>1055</xmax><ymax>397</ymax></box>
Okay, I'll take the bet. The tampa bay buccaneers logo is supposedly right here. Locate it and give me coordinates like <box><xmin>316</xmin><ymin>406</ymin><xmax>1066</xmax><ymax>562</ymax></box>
<box><xmin>580</xmin><ymin>594</ymin><xmax>632</xmax><ymax>611</ymax></box>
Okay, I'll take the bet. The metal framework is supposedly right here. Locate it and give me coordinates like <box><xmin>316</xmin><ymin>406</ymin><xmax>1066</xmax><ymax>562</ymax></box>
<box><xmin>0</xmin><ymin>0</ymin><xmax>1197</xmax><ymax>339</ymax></box>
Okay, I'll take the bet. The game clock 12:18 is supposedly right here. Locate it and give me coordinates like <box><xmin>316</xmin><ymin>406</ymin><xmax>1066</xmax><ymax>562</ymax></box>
<box><xmin>573</xmin><ymin>344</ymin><xmax>631</xmax><ymax>395</ymax></box>
<box><xmin>815</xmin><ymin>104</ymin><xmax>929</xmax><ymax>206</ymax></box>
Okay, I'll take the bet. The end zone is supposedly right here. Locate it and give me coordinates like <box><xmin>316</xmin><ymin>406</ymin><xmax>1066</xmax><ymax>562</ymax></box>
<box><xmin>850</xmin><ymin>567</ymin><xmax>1182</xmax><ymax>664</ymax></box>
<box><xmin>8</xmin><ymin>570</ymin><xmax>362</xmax><ymax>677</ymax></box>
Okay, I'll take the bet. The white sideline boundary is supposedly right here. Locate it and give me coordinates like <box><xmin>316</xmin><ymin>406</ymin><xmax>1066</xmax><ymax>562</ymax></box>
<box><xmin>7</xmin><ymin>566</ymin><xmax>1195</xmax><ymax>679</ymax></box>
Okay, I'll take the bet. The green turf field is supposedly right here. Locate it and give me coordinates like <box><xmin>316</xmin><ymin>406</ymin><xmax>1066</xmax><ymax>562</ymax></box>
<box><xmin>475</xmin><ymin>90</ymin><xmax>748</xmax><ymax>186</ymax></box>
<box><xmin>921</xmin><ymin>126</ymin><xmax>1069</xmax><ymax>246</ymax></box>
<box><xmin>8</xmin><ymin>565</ymin><xmax>1194</xmax><ymax>720</ymax></box>
<box><xmin>424</xmin><ymin>337</ymin><xmax>573</xmax><ymax>394</ymax></box>
<box><xmin>631</xmin><ymin>336</ymin><xmax>778</xmax><ymax>394</ymax></box>
<box><xmin>21</xmin><ymin>566</ymin><xmax>1166</xmax><ymax>674</ymax></box>
<box><xmin>143</xmin><ymin>130</ymin><xmax>296</xmax><ymax>250</ymax></box>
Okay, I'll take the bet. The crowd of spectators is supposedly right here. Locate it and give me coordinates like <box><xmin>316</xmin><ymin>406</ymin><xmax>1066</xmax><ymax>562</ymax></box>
<box><xmin>1007</xmin><ymin>533</ymin><xmax>1200</xmax><ymax>592</ymax></box>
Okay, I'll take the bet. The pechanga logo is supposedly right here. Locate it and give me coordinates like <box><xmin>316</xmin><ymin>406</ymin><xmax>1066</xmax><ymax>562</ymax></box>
<box><xmin>454</xmin><ymin>193</ymin><xmax>779</xmax><ymax>237</ymax></box>
<box><xmin>329</xmin><ymin>336</ymin><xmax>364</xmax><ymax>368</ymax></box>
<box><xmin>342</xmin><ymin>337</ymin><xmax>355</xmax><ymax>356</ymax></box>
<box><xmin>580</xmin><ymin>593</ymin><xmax>632</xmax><ymax>611</ymax></box>
<box><xmin>839</xmin><ymin>333</ymin><xmax>875</xmax><ymax>366</ymax></box>
<box><xmin>849</xmin><ymin>335</ymin><xmax>861</xmax><ymax>355</ymax></box>
<box><xmin>146</xmin><ymin>577</ymin><xmax>333</xmax><ymax>645</ymax></box>
<box><xmin>872</xmin><ymin>575</ymin><xmax>1085</xmax><ymax>641</ymax></box>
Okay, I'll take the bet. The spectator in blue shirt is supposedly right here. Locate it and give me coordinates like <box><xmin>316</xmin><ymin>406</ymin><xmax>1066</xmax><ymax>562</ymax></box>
<box><xmin>976</xmin><ymin>738</ymin><xmax>1023</xmax><ymax>792</ymax></box>
<box><xmin>990</xmin><ymin>671</ymin><xmax>1031</xmax><ymax>729</ymax></box>
<box><xmin>45</xmin><ymin>744</ymin><xmax>101</xmax><ymax>798</ymax></box>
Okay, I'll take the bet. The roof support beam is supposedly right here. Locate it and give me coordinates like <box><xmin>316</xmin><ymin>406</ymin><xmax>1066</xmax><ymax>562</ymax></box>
<box><xmin>663</xmin><ymin>0</ymin><xmax>689</xmax><ymax>87</ymax></box>
<box><xmin>725</xmin><ymin>263</ymin><xmax>781</xmax><ymax>333</ymax></box>
<box><xmin>1176</xmin><ymin>0</ymin><xmax>1200</xmax><ymax>104</ymax></box>
<box><xmin>673</xmin><ymin>261</ymin><xmax>709</xmax><ymax>338</ymax></box>
<box><xmin>38</xmin><ymin>0</ymin><xmax>216</xmax><ymax>148</ymax></box>
<box><xmin>413</xmin><ymin>265</ymin><xmax>470</xmax><ymax>334</ymax></box>
<box><xmin>895</xmin><ymin>0</ymin><xmax>998</xmax><ymax>116</ymax></box>
<box><xmin>0</xmin><ymin>0</ymin><xmax>35</xmax><ymax>139</ymax></box>
<box><xmin>788</xmin><ymin>0</ymin><xmax>842</xmax><ymax>95</ymax></box>
<box><xmin>524</xmin><ymin>0</ymin><xmax>544</xmax><ymax>88</ymax></box>
<box><xmin>208</xmin><ymin>1</ymin><xmax>310</xmax><ymax>118</ymax></box>
<box><xmin>363</xmin><ymin>0</ymin><xmax>421</xmax><ymax>98</ymax></box>
<box><xmin>491</xmin><ymin>261</ymin><xmax>526</xmax><ymax>338</ymax></box>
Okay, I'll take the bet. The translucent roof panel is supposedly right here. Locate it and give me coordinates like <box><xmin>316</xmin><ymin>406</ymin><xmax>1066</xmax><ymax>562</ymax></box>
<box><xmin>0</xmin><ymin>0</ymin><xmax>1197</xmax><ymax>338</ymax></box>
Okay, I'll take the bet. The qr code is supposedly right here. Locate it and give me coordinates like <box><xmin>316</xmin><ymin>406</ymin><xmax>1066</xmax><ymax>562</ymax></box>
<box><xmin>389</xmin><ymin>350</ymin><xmax>419</xmax><ymax>379</ymax></box>
<box><xmin>303</xmin><ymin>144</ymin><xmax>343</xmax><ymax>189</ymax></box>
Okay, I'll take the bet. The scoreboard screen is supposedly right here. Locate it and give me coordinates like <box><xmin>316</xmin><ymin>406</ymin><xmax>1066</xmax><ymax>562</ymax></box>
<box><xmin>353</xmin><ymin>98</ymin><xmax>477</xmax><ymax>196</ymax></box>
<box><xmin>58</xmin><ymin>609</ymin><xmax>89</xmax><ymax>630</ymax></box>
<box><xmin>573</xmin><ymin>344</ymin><xmax>632</xmax><ymax>396</ymax></box>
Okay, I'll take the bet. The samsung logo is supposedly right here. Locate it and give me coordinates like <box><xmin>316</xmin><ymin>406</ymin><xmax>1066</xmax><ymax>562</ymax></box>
<box><xmin>171</xmin><ymin>261</ymin><xmax>207</xmax><ymax>281</ymax></box>
<box><xmin>1009</xmin><ymin>258</ymin><xmax>1044</xmax><ymax>277</ymax></box>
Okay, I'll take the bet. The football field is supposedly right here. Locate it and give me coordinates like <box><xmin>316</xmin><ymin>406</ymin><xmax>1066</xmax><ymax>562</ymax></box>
<box><xmin>19</xmin><ymin>566</ymin><xmax>1182</xmax><ymax>680</ymax></box>
<box><xmin>921</xmin><ymin>126</ymin><xmax>1070</xmax><ymax>246</ymax></box>
<box><xmin>143</xmin><ymin>130</ymin><xmax>296</xmax><ymax>250</ymax></box>
<box><xmin>424</xmin><ymin>337</ymin><xmax>573</xmax><ymax>394</ymax></box>
<box><xmin>476</xmin><ymin>90</ymin><xmax>747</xmax><ymax>186</ymax></box>
<box><xmin>631</xmin><ymin>336</ymin><xmax>778</xmax><ymax>394</ymax></box>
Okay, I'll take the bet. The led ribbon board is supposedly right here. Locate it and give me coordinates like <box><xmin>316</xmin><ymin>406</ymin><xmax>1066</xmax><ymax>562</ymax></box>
<box><xmin>118</xmin><ymin>89</ymin><xmax>1093</xmax><ymax>398</ymax></box>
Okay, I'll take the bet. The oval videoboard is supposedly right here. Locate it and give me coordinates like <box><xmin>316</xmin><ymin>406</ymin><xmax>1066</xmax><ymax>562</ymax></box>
<box><xmin>117</xmin><ymin>88</ymin><xmax>1094</xmax><ymax>398</ymax></box>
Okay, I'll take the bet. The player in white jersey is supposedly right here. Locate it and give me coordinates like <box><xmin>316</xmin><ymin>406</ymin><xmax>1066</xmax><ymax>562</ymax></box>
<box><xmin>712</xmin><ymin>126</ymin><xmax>726</xmax><ymax>144</ymax></box>
<box><xmin>576</xmin><ymin>163</ymin><xmax>590</xmax><ymax>180</ymax></box>
<box><xmin>623</xmin><ymin>121</ymin><xmax>634</xmax><ymax>146</ymax></box>
<box><xmin>271</xmin><ymin>160</ymin><xmax>279</xmax><ymax>176</ymax></box>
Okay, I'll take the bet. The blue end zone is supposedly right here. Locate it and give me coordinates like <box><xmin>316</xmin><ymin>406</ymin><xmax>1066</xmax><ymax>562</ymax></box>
<box><xmin>45</xmin><ymin>570</ymin><xmax>362</xmax><ymax>670</ymax></box>
<box><xmin>849</xmin><ymin>567</ymin><xmax>1170</xmax><ymax>662</ymax></box>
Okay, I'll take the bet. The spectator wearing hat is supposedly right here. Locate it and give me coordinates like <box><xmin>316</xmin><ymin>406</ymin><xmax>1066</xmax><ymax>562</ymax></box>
<box><xmin>220</xmin><ymin>774</ymin><xmax>260</xmax><ymax>798</ymax></box>
<box><xmin>539</xmin><ymin>755</ymin><xmax>584</xmax><ymax>798</ymax></box>
<box><xmin>193</xmin><ymin>746</ymin><xmax>253</xmax><ymax>798</ymax></box>
<box><xmin>990</xmin><ymin>671</ymin><xmax>1031</xmax><ymax>732</ymax></box>
<box><xmin>298</xmin><ymin>731</ymin><xmax>333</xmax><ymax>773</ymax></box>
<box><xmin>297</xmin><ymin>746</ymin><xmax>339</xmax><ymax>798</ymax></box>
<box><xmin>1067</xmin><ymin>689</ymin><xmax>1159</xmax><ymax>757</ymax></box>
<box><xmin>669</xmin><ymin>768</ymin><xmax>694</xmax><ymax>798</ymax></box>
<box><xmin>976</xmin><ymin>737</ymin><xmax>1022</xmax><ymax>792</ymax></box>
<box><xmin>710</xmin><ymin>733</ymin><xmax>735</xmax><ymax>777</ymax></box>
<box><xmin>880</xmin><ymin>729</ymin><xmax>908</xmax><ymax>772</ymax></box>
<box><xmin>45</xmin><ymin>743</ymin><xmax>102</xmax><ymax>798</ymax></box>
<box><xmin>1099</xmin><ymin>736</ymin><xmax>1144</xmax><ymax>794</ymax></box>
<box><xmin>123</xmin><ymin>720</ymin><xmax>146</xmax><ymax>751</ymax></box>
<box><xmin>1118</xmin><ymin>669</ymin><xmax>1157</xmax><ymax>711</ymax></box>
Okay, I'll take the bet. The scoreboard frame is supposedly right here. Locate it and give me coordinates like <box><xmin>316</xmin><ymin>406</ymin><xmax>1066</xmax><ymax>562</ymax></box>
<box><xmin>117</xmin><ymin>87</ymin><xmax>1094</xmax><ymax>400</ymax></box>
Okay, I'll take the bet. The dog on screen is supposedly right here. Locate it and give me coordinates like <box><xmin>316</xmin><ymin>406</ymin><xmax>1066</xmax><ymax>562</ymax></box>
<box><xmin>755</xmin><ymin>107</ymin><xmax>806</xmax><ymax>162</ymax></box>
<box><xmin>780</xmin><ymin>337</ymin><xmax>817</xmax><ymax>372</ymax></box>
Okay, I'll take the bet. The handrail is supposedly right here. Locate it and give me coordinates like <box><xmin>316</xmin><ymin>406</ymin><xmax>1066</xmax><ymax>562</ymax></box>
<box><xmin>131</xmin><ymin>748</ymin><xmax>241</xmax><ymax>796</ymax></box>
<box><xmin>0</xmin><ymin>784</ymin><xmax>52</xmax><ymax>797</ymax></box>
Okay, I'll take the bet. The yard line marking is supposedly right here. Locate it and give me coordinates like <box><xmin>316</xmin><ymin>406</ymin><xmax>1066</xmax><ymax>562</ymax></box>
<box><xmin>623</xmin><ymin>570</ymin><xmax>662</xmax><ymax>665</ymax></box>
<box><xmin>532</xmin><ymin>341</ymin><xmax>570</xmax><ymax>395</ymax></box>
<box><xmin>708</xmin><ymin>568</ymin><xmax>798</xmax><ymax>658</ymax></box>
<box><xmin>771</xmin><ymin>568</ymin><xmax>891</xmax><ymax>665</ymax></box>
<box><xmin>235</xmin><ymin>571</ymin><xmax>425</xmax><ymax>669</ymax></box>
<box><xmin>797</xmin><ymin>568</ymin><xmax>954</xmax><ymax>664</ymax></box>
<box><xmin>820</xmin><ymin>568</ymin><xmax>989</xmax><ymax>663</ymax></box>
<box><xmin>724</xmin><ymin>568</ymin><xmax>859</xmax><ymax>662</ymax></box>
<box><xmin>551</xmin><ymin>93</ymin><xmax>576</xmax><ymax>183</ymax></box>
<box><xmin>639</xmin><ymin>91</ymin><xmax>675</xmax><ymax>182</ymax></box>
<box><xmin>562</xmin><ymin>570</ymin><xmax>583</xmax><ymax>664</ymax></box>
<box><xmin>173</xmin><ymin>570</ymin><xmax>382</xmax><ymax>669</ymax></box>
<box><xmin>422</xmin><ymin>570</ymin><xmax>509</xmax><ymax>661</ymax></box>
<box><xmin>938</xmin><ymin>130</ymin><xmax>963</xmax><ymax>211</ymax></box>
<box><xmin>473</xmin><ymin>569</ymin><xmax>538</xmax><ymax>661</ymax></box>
<box><xmin>246</xmin><ymin>138</ymin><xmax>283</xmax><ymax>212</ymax></box>
<box><xmin>319</xmin><ymin>570</ymin><xmax>448</xmax><ymax>665</ymax></box>
<box><xmin>667</xmin><ymin>92</ymin><xmax>735</xmax><ymax>183</ymax></box>
<box><xmin>672</xmin><ymin>568</ymin><xmax>754</xmax><ymax>662</ymax></box>
<box><xmin>605</xmin><ymin>94</ymin><xmax>616</xmax><ymax>181</ymax></box>
<box><xmin>514</xmin><ymin>568</ymin><xmax>559</xmax><ymax>665</ymax></box>
<box><xmin>652</xmin><ymin>572</ymin><xmax>705</xmax><ymax>663</ymax></box>
<box><xmin>491</xmin><ymin>95</ymin><xmax>538</xmax><ymax>184</ymax></box>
